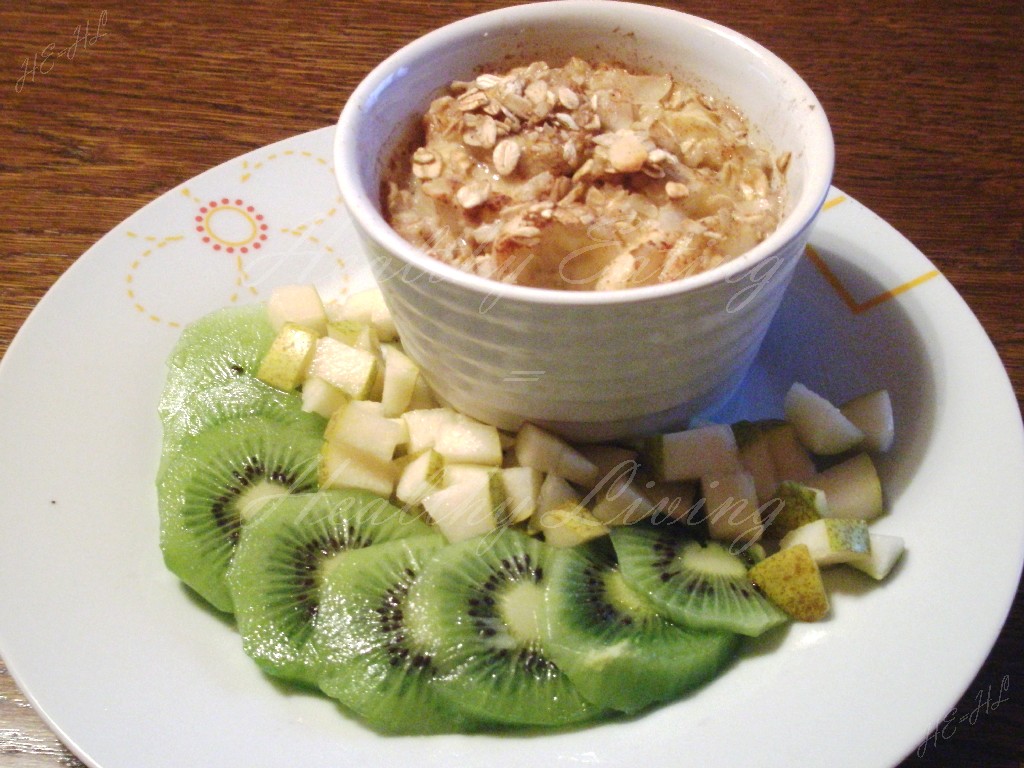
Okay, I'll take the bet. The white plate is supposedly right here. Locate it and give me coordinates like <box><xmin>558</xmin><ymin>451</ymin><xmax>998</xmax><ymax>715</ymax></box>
<box><xmin>0</xmin><ymin>126</ymin><xmax>1021</xmax><ymax>768</ymax></box>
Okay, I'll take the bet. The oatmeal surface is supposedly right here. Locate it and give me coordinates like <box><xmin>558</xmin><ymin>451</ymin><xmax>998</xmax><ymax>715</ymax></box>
<box><xmin>386</xmin><ymin>58</ymin><xmax>788</xmax><ymax>291</ymax></box>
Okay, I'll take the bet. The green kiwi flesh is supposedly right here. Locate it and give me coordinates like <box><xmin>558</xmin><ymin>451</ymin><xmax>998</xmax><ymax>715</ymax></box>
<box><xmin>542</xmin><ymin>539</ymin><xmax>740</xmax><ymax>713</ymax></box>
<box><xmin>158</xmin><ymin>414</ymin><xmax>322</xmax><ymax>613</ymax></box>
<box><xmin>159</xmin><ymin>304</ymin><xmax>323</xmax><ymax>451</ymax></box>
<box><xmin>611</xmin><ymin>525</ymin><xmax>788</xmax><ymax>637</ymax></box>
<box><xmin>408</xmin><ymin>529</ymin><xmax>605</xmax><ymax>728</ymax></box>
<box><xmin>312</xmin><ymin>534</ymin><xmax>485</xmax><ymax>734</ymax></box>
<box><xmin>227</xmin><ymin>490</ymin><xmax>433</xmax><ymax>687</ymax></box>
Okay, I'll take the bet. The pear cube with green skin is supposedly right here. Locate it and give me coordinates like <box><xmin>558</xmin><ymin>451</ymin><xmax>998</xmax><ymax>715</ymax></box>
<box><xmin>256</xmin><ymin>322</ymin><xmax>319</xmax><ymax>391</ymax></box>
<box><xmin>300</xmin><ymin>375</ymin><xmax>348</xmax><ymax>419</ymax></box>
<box><xmin>394</xmin><ymin>448</ymin><xmax>445</xmax><ymax>506</ymax></box>
<box><xmin>326</xmin><ymin>320</ymin><xmax>380</xmax><ymax>353</ymax></box>
<box><xmin>847</xmin><ymin>532</ymin><xmax>905</xmax><ymax>579</ymax></box>
<box><xmin>266</xmin><ymin>284</ymin><xmax>328</xmax><ymax>336</ymax></box>
<box><xmin>334</xmin><ymin>287</ymin><xmax>398</xmax><ymax>341</ymax></box>
<box><xmin>500</xmin><ymin>466</ymin><xmax>543</xmax><ymax>524</ymax></box>
<box><xmin>530</xmin><ymin>474</ymin><xmax>582</xmax><ymax>536</ymax></box>
<box><xmin>537</xmin><ymin>502</ymin><xmax>611</xmax><ymax>548</ymax></box>
<box><xmin>433</xmin><ymin>414</ymin><xmax>503</xmax><ymax>466</ymax></box>
<box><xmin>784</xmin><ymin>382</ymin><xmax>865</xmax><ymax>455</ymax></box>
<box><xmin>307</xmin><ymin>336</ymin><xmax>378</xmax><ymax>400</ymax></box>
<box><xmin>702</xmin><ymin>469</ymin><xmax>764</xmax><ymax>546</ymax></box>
<box><xmin>644</xmin><ymin>423</ymin><xmax>741</xmax><ymax>482</ymax></box>
<box><xmin>324</xmin><ymin>400</ymin><xmax>404</xmax><ymax>463</ymax></box>
<box><xmin>421</xmin><ymin>470</ymin><xmax>508</xmax><ymax>542</ymax></box>
<box><xmin>765</xmin><ymin>481</ymin><xmax>828</xmax><ymax>538</ymax></box>
<box><xmin>402</xmin><ymin>407</ymin><xmax>458</xmax><ymax>455</ymax></box>
<box><xmin>840</xmin><ymin>389</ymin><xmax>895</xmax><ymax>452</ymax></box>
<box><xmin>380</xmin><ymin>344</ymin><xmax>420</xmax><ymax>417</ymax></box>
<box><xmin>514</xmin><ymin>423</ymin><xmax>599</xmax><ymax>486</ymax></box>
<box><xmin>763</xmin><ymin>423</ymin><xmax>817</xmax><ymax>483</ymax></box>
<box><xmin>780</xmin><ymin>518</ymin><xmax>871</xmax><ymax>566</ymax></box>
<box><xmin>807</xmin><ymin>453</ymin><xmax>884</xmax><ymax>519</ymax></box>
<box><xmin>748</xmin><ymin>543</ymin><xmax>829</xmax><ymax>622</ymax></box>
<box><xmin>319</xmin><ymin>441</ymin><xmax>396</xmax><ymax>498</ymax></box>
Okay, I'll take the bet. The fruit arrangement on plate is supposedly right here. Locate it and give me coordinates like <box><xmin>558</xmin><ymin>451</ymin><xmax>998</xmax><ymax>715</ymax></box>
<box><xmin>156</xmin><ymin>284</ymin><xmax>905</xmax><ymax>734</ymax></box>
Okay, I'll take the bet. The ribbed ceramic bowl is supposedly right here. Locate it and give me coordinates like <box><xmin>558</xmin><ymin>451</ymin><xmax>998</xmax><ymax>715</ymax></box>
<box><xmin>334</xmin><ymin>0</ymin><xmax>833</xmax><ymax>440</ymax></box>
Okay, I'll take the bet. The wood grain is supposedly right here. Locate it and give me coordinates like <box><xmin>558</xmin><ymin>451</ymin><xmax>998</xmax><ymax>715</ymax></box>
<box><xmin>1</xmin><ymin>1</ymin><xmax>1021</xmax><ymax>766</ymax></box>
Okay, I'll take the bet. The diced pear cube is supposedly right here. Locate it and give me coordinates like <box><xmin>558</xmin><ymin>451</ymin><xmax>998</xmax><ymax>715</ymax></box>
<box><xmin>380</xmin><ymin>344</ymin><xmax>420</xmax><ymax>417</ymax></box>
<box><xmin>702</xmin><ymin>470</ymin><xmax>763</xmax><ymax>547</ymax></box>
<box><xmin>780</xmin><ymin>518</ymin><xmax>871</xmax><ymax>566</ymax></box>
<box><xmin>763</xmin><ymin>423</ymin><xmax>817</xmax><ymax>483</ymax></box>
<box><xmin>848</xmin><ymin>533</ymin><xmax>905</xmax><ymax>579</ymax></box>
<box><xmin>765</xmin><ymin>481</ymin><xmax>827</xmax><ymax>538</ymax></box>
<box><xmin>319</xmin><ymin>441</ymin><xmax>395</xmax><ymax>498</ymax></box>
<box><xmin>784</xmin><ymin>382</ymin><xmax>864</xmax><ymax>455</ymax></box>
<box><xmin>327</xmin><ymin>320</ymin><xmax>379</xmax><ymax>353</ymax></box>
<box><xmin>537</xmin><ymin>502</ymin><xmax>610</xmax><ymax>548</ymax></box>
<box><xmin>443</xmin><ymin>463</ymin><xmax>494</xmax><ymax>488</ymax></box>
<box><xmin>308</xmin><ymin>336</ymin><xmax>378</xmax><ymax>399</ymax></box>
<box><xmin>406</xmin><ymin>372</ymin><xmax>439</xmax><ymax>410</ymax></box>
<box><xmin>434</xmin><ymin>414</ymin><xmax>503</xmax><ymax>466</ymax></box>
<box><xmin>402</xmin><ymin>408</ymin><xmax>458</xmax><ymax>455</ymax></box>
<box><xmin>739</xmin><ymin>431</ymin><xmax>778</xmax><ymax>502</ymax></box>
<box><xmin>421</xmin><ymin>472</ymin><xmax>507</xmax><ymax>542</ymax></box>
<box><xmin>256</xmin><ymin>322</ymin><xmax>318</xmax><ymax>391</ymax></box>
<box><xmin>808</xmin><ymin>453</ymin><xmax>884</xmax><ymax>519</ymax></box>
<box><xmin>395</xmin><ymin>448</ymin><xmax>445</xmax><ymax>506</ymax></box>
<box><xmin>267</xmin><ymin>284</ymin><xmax>327</xmax><ymax>335</ymax></box>
<box><xmin>514</xmin><ymin>423</ymin><xmax>599</xmax><ymax>486</ymax></box>
<box><xmin>324</xmin><ymin>400</ymin><xmax>404</xmax><ymax>462</ymax></box>
<box><xmin>536</xmin><ymin>473</ymin><xmax>580</xmax><ymax>513</ymax></box>
<box><xmin>840</xmin><ymin>389</ymin><xmax>895</xmax><ymax>452</ymax></box>
<box><xmin>591</xmin><ymin>481</ymin><xmax>657</xmax><ymax>526</ymax></box>
<box><xmin>576</xmin><ymin>444</ymin><xmax>640</xmax><ymax>488</ymax></box>
<box><xmin>336</xmin><ymin>287</ymin><xmax>397</xmax><ymax>341</ymax></box>
<box><xmin>500</xmin><ymin>466</ymin><xmax>543</xmax><ymax>524</ymax></box>
<box><xmin>748</xmin><ymin>543</ymin><xmax>829</xmax><ymax>622</ymax></box>
<box><xmin>644</xmin><ymin>423</ymin><xmax>740</xmax><ymax>482</ymax></box>
<box><xmin>300</xmin><ymin>375</ymin><xmax>348</xmax><ymax>419</ymax></box>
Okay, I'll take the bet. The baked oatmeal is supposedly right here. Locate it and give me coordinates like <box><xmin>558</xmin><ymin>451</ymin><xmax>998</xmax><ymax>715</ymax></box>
<box><xmin>385</xmin><ymin>57</ymin><xmax>788</xmax><ymax>291</ymax></box>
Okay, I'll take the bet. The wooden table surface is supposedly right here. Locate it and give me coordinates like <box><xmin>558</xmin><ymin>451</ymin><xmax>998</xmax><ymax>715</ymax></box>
<box><xmin>1</xmin><ymin>1</ymin><xmax>1021</xmax><ymax>766</ymax></box>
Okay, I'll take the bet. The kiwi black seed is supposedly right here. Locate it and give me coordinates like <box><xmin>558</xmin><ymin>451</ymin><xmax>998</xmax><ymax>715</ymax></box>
<box><xmin>312</xmin><ymin>534</ymin><xmax>486</xmax><ymax>734</ymax></box>
<box><xmin>541</xmin><ymin>538</ymin><xmax>740</xmax><ymax>713</ymax></box>
<box><xmin>611</xmin><ymin>525</ymin><xmax>788</xmax><ymax>637</ymax></box>
<box><xmin>407</xmin><ymin>529</ymin><xmax>605</xmax><ymax>728</ymax></box>
<box><xmin>226</xmin><ymin>489</ymin><xmax>433</xmax><ymax>687</ymax></box>
<box><xmin>158</xmin><ymin>303</ymin><xmax>323</xmax><ymax>452</ymax></box>
<box><xmin>158</xmin><ymin>414</ymin><xmax>323</xmax><ymax>613</ymax></box>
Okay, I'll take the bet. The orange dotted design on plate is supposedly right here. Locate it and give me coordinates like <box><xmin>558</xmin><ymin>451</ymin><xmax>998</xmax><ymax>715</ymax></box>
<box><xmin>124</xmin><ymin>233</ymin><xmax>188</xmax><ymax>326</ymax></box>
<box><xmin>807</xmin><ymin>196</ymin><xmax>940</xmax><ymax>314</ymax></box>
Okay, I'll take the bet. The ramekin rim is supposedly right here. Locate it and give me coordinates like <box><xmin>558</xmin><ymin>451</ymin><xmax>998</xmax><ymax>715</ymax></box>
<box><xmin>334</xmin><ymin>0</ymin><xmax>835</xmax><ymax>307</ymax></box>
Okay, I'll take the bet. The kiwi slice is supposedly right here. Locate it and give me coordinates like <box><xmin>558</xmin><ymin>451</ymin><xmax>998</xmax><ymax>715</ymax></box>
<box><xmin>226</xmin><ymin>490</ymin><xmax>433</xmax><ymax>687</ymax></box>
<box><xmin>611</xmin><ymin>525</ymin><xmax>788</xmax><ymax>637</ymax></box>
<box><xmin>159</xmin><ymin>304</ymin><xmax>322</xmax><ymax>451</ymax></box>
<box><xmin>542</xmin><ymin>538</ymin><xmax>740</xmax><ymax>713</ymax></box>
<box><xmin>312</xmin><ymin>534</ymin><xmax>484</xmax><ymax>734</ymax></box>
<box><xmin>158</xmin><ymin>414</ymin><xmax>322</xmax><ymax>613</ymax></box>
<box><xmin>408</xmin><ymin>529</ymin><xmax>606</xmax><ymax>728</ymax></box>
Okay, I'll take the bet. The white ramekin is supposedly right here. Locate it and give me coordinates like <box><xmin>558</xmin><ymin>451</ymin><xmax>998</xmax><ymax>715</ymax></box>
<box><xmin>334</xmin><ymin>0</ymin><xmax>833</xmax><ymax>441</ymax></box>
